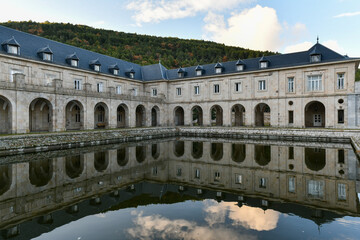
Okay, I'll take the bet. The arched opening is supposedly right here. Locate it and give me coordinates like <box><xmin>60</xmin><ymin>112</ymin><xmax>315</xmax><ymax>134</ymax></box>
<box><xmin>174</xmin><ymin>106</ymin><xmax>185</xmax><ymax>126</ymax></box>
<box><xmin>192</xmin><ymin>106</ymin><xmax>203</xmax><ymax>126</ymax></box>
<box><xmin>0</xmin><ymin>96</ymin><xmax>12</xmax><ymax>134</ymax></box>
<box><xmin>210</xmin><ymin>105</ymin><xmax>223</xmax><ymax>126</ymax></box>
<box><xmin>152</xmin><ymin>144</ymin><xmax>160</xmax><ymax>159</ymax></box>
<box><xmin>94</xmin><ymin>151</ymin><xmax>109</xmax><ymax>172</ymax></box>
<box><xmin>65</xmin><ymin>155</ymin><xmax>84</xmax><ymax>179</ymax></box>
<box><xmin>305</xmin><ymin>148</ymin><xmax>326</xmax><ymax>171</ymax></box>
<box><xmin>211</xmin><ymin>143</ymin><xmax>223</xmax><ymax>161</ymax></box>
<box><xmin>192</xmin><ymin>142</ymin><xmax>203</xmax><ymax>159</ymax></box>
<box><xmin>254</xmin><ymin>103</ymin><xmax>271</xmax><ymax>127</ymax></box>
<box><xmin>94</xmin><ymin>102</ymin><xmax>109</xmax><ymax>129</ymax></box>
<box><xmin>65</xmin><ymin>100</ymin><xmax>84</xmax><ymax>130</ymax></box>
<box><xmin>151</xmin><ymin>106</ymin><xmax>160</xmax><ymax>127</ymax></box>
<box><xmin>117</xmin><ymin>104</ymin><xmax>129</xmax><ymax>128</ymax></box>
<box><xmin>255</xmin><ymin>145</ymin><xmax>271</xmax><ymax>166</ymax></box>
<box><xmin>305</xmin><ymin>101</ymin><xmax>325</xmax><ymax>128</ymax></box>
<box><xmin>29</xmin><ymin>159</ymin><xmax>53</xmax><ymax>187</ymax></box>
<box><xmin>136</xmin><ymin>145</ymin><xmax>146</xmax><ymax>163</ymax></box>
<box><xmin>231</xmin><ymin>104</ymin><xmax>245</xmax><ymax>126</ymax></box>
<box><xmin>29</xmin><ymin>98</ymin><xmax>53</xmax><ymax>132</ymax></box>
<box><xmin>174</xmin><ymin>141</ymin><xmax>184</xmax><ymax>157</ymax></box>
<box><xmin>136</xmin><ymin>105</ymin><xmax>146</xmax><ymax>127</ymax></box>
<box><xmin>0</xmin><ymin>165</ymin><xmax>12</xmax><ymax>196</ymax></box>
<box><xmin>232</xmin><ymin>144</ymin><xmax>246</xmax><ymax>163</ymax></box>
<box><xmin>117</xmin><ymin>147</ymin><xmax>129</xmax><ymax>166</ymax></box>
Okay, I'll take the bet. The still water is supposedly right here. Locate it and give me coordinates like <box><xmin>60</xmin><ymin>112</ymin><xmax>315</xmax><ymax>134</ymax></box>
<box><xmin>0</xmin><ymin>138</ymin><xmax>359</xmax><ymax>240</ymax></box>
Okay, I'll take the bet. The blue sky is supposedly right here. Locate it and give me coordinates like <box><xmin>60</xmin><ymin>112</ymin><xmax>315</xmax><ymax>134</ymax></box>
<box><xmin>1</xmin><ymin>0</ymin><xmax>360</xmax><ymax>56</ymax></box>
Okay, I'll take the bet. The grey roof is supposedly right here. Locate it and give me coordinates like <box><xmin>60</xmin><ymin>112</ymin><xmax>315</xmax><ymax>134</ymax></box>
<box><xmin>0</xmin><ymin>25</ymin><xmax>358</xmax><ymax>82</ymax></box>
<box><xmin>259</xmin><ymin>55</ymin><xmax>269</xmax><ymax>62</ymax></box>
<box><xmin>177</xmin><ymin>67</ymin><xmax>185</xmax><ymax>73</ymax></box>
<box><xmin>214</xmin><ymin>62</ymin><xmax>223</xmax><ymax>68</ymax></box>
<box><xmin>89</xmin><ymin>59</ymin><xmax>101</xmax><ymax>66</ymax></box>
<box><xmin>37</xmin><ymin>46</ymin><xmax>53</xmax><ymax>54</ymax></box>
<box><xmin>109</xmin><ymin>63</ymin><xmax>119</xmax><ymax>70</ymax></box>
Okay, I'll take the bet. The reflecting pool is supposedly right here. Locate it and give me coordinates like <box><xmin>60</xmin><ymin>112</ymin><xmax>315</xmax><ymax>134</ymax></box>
<box><xmin>0</xmin><ymin>138</ymin><xmax>359</xmax><ymax>240</ymax></box>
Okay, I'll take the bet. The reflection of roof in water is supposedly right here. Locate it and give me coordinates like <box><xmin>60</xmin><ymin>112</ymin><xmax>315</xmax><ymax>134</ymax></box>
<box><xmin>0</xmin><ymin>181</ymin><xmax>351</xmax><ymax>239</ymax></box>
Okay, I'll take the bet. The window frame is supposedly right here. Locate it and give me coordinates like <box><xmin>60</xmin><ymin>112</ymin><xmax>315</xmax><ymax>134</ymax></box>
<box><xmin>337</xmin><ymin>73</ymin><xmax>345</xmax><ymax>90</ymax></box>
<box><xmin>97</xmin><ymin>82</ymin><xmax>104</xmax><ymax>92</ymax></box>
<box><xmin>74</xmin><ymin>79</ymin><xmax>82</xmax><ymax>90</ymax></box>
<box><xmin>176</xmin><ymin>87</ymin><xmax>182</xmax><ymax>96</ymax></box>
<box><xmin>258</xmin><ymin>80</ymin><xmax>266</xmax><ymax>91</ymax></box>
<box><xmin>287</xmin><ymin>77</ymin><xmax>295</xmax><ymax>93</ymax></box>
<box><xmin>307</xmin><ymin>74</ymin><xmax>323</xmax><ymax>92</ymax></box>
<box><xmin>214</xmin><ymin>84</ymin><xmax>220</xmax><ymax>94</ymax></box>
<box><xmin>7</xmin><ymin>45</ymin><xmax>19</xmax><ymax>55</ymax></box>
<box><xmin>235</xmin><ymin>82</ymin><xmax>242</xmax><ymax>92</ymax></box>
<box><xmin>71</xmin><ymin>59</ymin><xmax>79</xmax><ymax>67</ymax></box>
<box><xmin>194</xmin><ymin>85</ymin><xmax>200</xmax><ymax>95</ymax></box>
<box><xmin>152</xmin><ymin>88</ymin><xmax>158</xmax><ymax>97</ymax></box>
<box><xmin>43</xmin><ymin>53</ymin><xmax>53</xmax><ymax>61</ymax></box>
<box><xmin>260</xmin><ymin>61</ymin><xmax>268</xmax><ymax>69</ymax></box>
<box><xmin>237</xmin><ymin>65</ymin><xmax>244</xmax><ymax>71</ymax></box>
<box><xmin>115</xmin><ymin>85</ymin><xmax>122</xmax><ymax>94</ymax></box>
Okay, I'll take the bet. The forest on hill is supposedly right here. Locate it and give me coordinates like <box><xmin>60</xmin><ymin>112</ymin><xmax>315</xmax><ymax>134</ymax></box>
<box><xmin>0</xmin><ymin>21</ymin><xmax>276</xmax><ymax>69</ymax></box>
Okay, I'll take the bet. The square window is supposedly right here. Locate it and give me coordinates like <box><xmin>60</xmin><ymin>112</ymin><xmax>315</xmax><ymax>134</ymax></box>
<box><xmin>178</xmin><ymin>72</ymin><xmax>184</xmax><ymax>78</ymax></box>
<box><xmin>237</xmin><ymin>65</ymin><xmax>244</xmax><ymax>71</ymax></box>
<box><xmin>94</xmin><ymin>65</ymin><xmax>100</xmax><ymax>72</ymax></box>
<box><xmin>215</xmin><ymin>68</ymin><xmax>222</xmax><ymax>74</ymax></box>
<box><xmin>235</xmin><ymin>82</ymin><xmax>242</xmax><ymax>92</ymax></box>
<box><xmin>259</xmin><ymin>178</ymin><xmax>267</xmax><ymax>188</ymax></box>
<box><xmin>43</xmin><ymin>53</ymin><xmax>52</xmax><ymax>61</ymax></box>
<box><xmin>196</xmin><ymin>70</ymin><xmax>202</xmax><ymax>76</ymax></box>
<box><xmin>113</xmin><ymin>69</ymin><xmax>119</xmax><ymax>75</ymax></box>
<box><xmin>74</xmin><ymin>79</ymin><xmax>82</xmax><ymax>90</ymax></box>
<box><xmin>311</xmin><ymin>55</ymin><xmax>321</xmax><ymax>63</ymax></box>
<box><xmin>116</xmin><ymin>86</ymin><xmax>122</xmax><ymax>94</ymax></box>
<box><xmin>71</xmin><ymin>59</ymin><xmax>78</xmax><ymax>67</ymax></box>
<box><xmin>307</xmin><ymin>180</ymin><xmax>324</xmax><ymax>198</ymax></box>
<box><xmin>260</xmin><ymin>62</ymin><xmax>268</xmax><ymax>68</ymax></box>
<box><xmin>176</xmin><ymin>87</ymin><xmax>182</xmax><ymax>96</ymax></box>
<box><xmin>214</xmin><ymin>171</ymin><xmax>220</xmax><ymax>181</ymax></box>
<box><xmin>235</xmin><ymin>174</ymin><xmax>242</xmax><ymax>184</ymax></box>
<box><xmin>8</xmin><ymin>45</ymin><xmax>19</xmax><ymax>55</ymax></box>
<box><xmin>129</xmin><ymin>72</ymin><xmax>135</xmax><ymax>79</ymax></box>
<box><xmin>97</xmin><ymin>82</ymin><xmax>104</xmax><ymax>92</ymax></box>
<box><xmin>307</xmin><ymin>75</ymin><xmax>322</xmax><ymax>91</ymax></box>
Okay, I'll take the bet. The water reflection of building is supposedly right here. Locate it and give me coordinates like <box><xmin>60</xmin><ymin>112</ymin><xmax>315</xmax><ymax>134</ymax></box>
<box><xmin>0</xmin><ymin>140</ymin><xmax>359</xmax><ymax>238</ymax></box>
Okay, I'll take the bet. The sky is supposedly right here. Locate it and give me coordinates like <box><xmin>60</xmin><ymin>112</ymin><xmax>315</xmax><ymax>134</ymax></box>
<box><xmin>1</xmin><ymin>0</ymin><xmax>360</xmax><ymax>56</ymax></box>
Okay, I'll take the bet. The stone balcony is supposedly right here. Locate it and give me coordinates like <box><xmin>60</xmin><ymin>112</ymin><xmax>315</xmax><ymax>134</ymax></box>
<box><xmin>0</xmin><ymin>73</ymin><xmax>166</xmax><ymax>103</ymax></box>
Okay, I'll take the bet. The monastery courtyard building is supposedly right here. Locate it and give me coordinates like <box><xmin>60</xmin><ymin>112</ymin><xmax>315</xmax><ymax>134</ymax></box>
<box><xmin>0</xmin><ymin>25</ymin><xmax>359</xmax><ymax>134</ymax></box>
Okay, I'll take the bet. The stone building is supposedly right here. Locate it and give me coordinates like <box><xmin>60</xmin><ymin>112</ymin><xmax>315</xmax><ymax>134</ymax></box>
<box><xmin>0</xmin><ymin>25</ymin><xmax>359</xmax><ymax>134</ymax></box>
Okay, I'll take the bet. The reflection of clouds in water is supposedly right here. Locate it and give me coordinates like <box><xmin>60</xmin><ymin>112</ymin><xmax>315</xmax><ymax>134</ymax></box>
<box><xmin>204</xmin><ymin>200</ymin><xmax>280</xmax><ymax>231</ymax></box>
<box><xmin>127</xmin><ymin>210</ymin><xmax>256</xmax><ymax>240</ymax></box>
<box><xmin>337</xmin><ymin>218</ymin><xmax>360</xmax><ymax>227</ymax></box>
<box><xmin>95</xmin><ymin>213</ymin><xmax>107</xmax><ymax>218</ymax></box>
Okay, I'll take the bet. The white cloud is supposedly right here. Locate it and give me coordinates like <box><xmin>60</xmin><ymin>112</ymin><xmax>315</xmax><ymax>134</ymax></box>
<box><xmin>322</xmin><ymin>40</ymin><xmax>346</xmax><ymax>54</ymax></box>
<box><xmin>334</xmin><ymin>11</ymin><xmax>360</xmax><ymax>18</ymax></box>
<box><xmin>126</xmin><ymin>0</ymin><xmax>252</xmax><ymax>26</ymax></box>
<box><xmin>202</xmin><ymin>5</ymin><xmax>283</xmax><ymax>51</ymax></box>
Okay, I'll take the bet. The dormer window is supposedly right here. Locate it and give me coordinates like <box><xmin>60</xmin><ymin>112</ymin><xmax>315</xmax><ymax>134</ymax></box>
<box><xmin>90</xmin><ymin>59</ymin><xmax>101</xmax><ymax>72</ymax></box>
<box><xmin>177</xmin><ymin>67</ymin><xmax>185</xmax><ymax>78</ymax></box>
<box><xmin>71</xmin><ymin>59</ymin><xmax>78</xmax><ymax>67</ymax></box>
<box><xmin>237</xmin><ymin>65</ymin><xmax>244</xmax><ymax>71</ymax></box>
<box><xmin>38</xmin><ymin>46</ymin><xmax>53</xmax><ymax>62</ymax></box>
<box><xmin>260</xmin><ymin>62</ymin><xmax>268</xmax><ymax>68</ymax></box>
<box><xmin>8</xmin><ymin>45</ymin><xmax>19</xmax><ymax>55</ymax></box>
<box><xmin>109</xmin><ymin>64</ymin><xmax>120</xmax><ymax>76</ymax></box>
<box><xmin>214</xmin><ymin>63</ymin><xmax>223</xmax><ymax>74</ymax></box>
<box><xmin>309</xmin><ymin>45</ymin><xmax>322</xmax><ymax>63</ymax></box>
<box><xmin>67</xmin><ymin>53</ymin><xmax>79</xmax><ymax>67</ymax></box>
<box><xmin>2</xmin><ymin>37</ymin><xmax>20</xmax><ymax>55</ymax></box>
<box><xmin>195</xmin><ymin>65</ymin><xmax>203</xmax><ymax>76</ymax></box>
<box><xmin>311</xmin><ymin>54</ymin><xmax>321</xmax><ymax>63</ymax></box>
<box><xmin>129</xmin><ymin>72</ymin><xmax>134</xmax><ymax>79</ymax></box>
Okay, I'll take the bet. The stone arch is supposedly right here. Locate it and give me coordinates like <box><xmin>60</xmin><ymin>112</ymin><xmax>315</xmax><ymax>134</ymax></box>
<box><xmin>211</xmin><ymin>143</ymin><xmax>223</xmax><ymax>161</ymax></box>
<box><xmin>136</xmin><ymin>145</ymin><xmax>146</xmax><ymax>163</ymax></box>
<box><xmin>232</xmin><ymin>144</ymin><xmax>246</xmax><ymax>163</ymax></box>
<box><xmin>117</xmin><ymin>104</ymin><xmax>129</xmax><ymax>128</ymax></box>
<box><xmin>192</xmin><ymin>141</ymin><xmax>203</xmax><ymax>159</ymax></box>
<box><xmin>65</xmin><ymin>155</ymin><xmax>84</xmax><ymax>179</ymax></box>
<box><xmin>305</xmin><ymin>148</ymin><xmax>326</xmax><ymax>171</ymax></box>
<box><xmin>231</xmin><ymin>104</ymin><xmax>245</xmax><ymax>126</ymax></box>
<box><xmin>254</xmin><ymin>103</ymin><xmax>271</xmax><ymax>127</ymax></box>
<box><xmin>136</xmin><ymin>105</ymin><xmax>146</xmax><ymax>127</ymax></box>
<box><xmin>0</xmin><ymin>165</ymin><xmax>12</xmax><ymax>196</ymax></box>
<box><xmin>94</xmin><ymin>102</ymin><xmax>109</xmax><ymax>129</ymax></box>
<box><xmin>29</xmin><ymin>98</ymin><xmax>53</xmax><ymax>132</ymax></box>
<box><xmin>255</xmin><ymin>145</ymin><xmax>271</xmax><ymax>166</ymax></box>
<box><xmin>117</xmin><ymin>147</ymin><xmax>129</xmax><ymax>166</ymax></box>
<box><xmin>210</xmin><ymin>105</ymin><xmax>223</xmax><ymax>126</ymax></box>
<box><xmin>0</xmin><ymin>95</ymin><xmax>12</xmax><ymax>134</ymax></box>
<box><xmin>174</xmin><ymin>141</ymin><xmax>185</xmax><ymax>157</ymax></box>
<box><xmin>305</xmin><ymin>101</ymin><xmax>325</xmax><ymax>128</ymax></box>
<box><xmin>152</xmin><ymin>144</ymin><xmax>160</xmax><ymax>159</ymax></box>
<box><xmin>94</xmin><ymin>151</ymin><xmax>109</xmax><ymax>172</ymax></box>
<box><xmin>151</xmin><ymin>106</ymin><xmax>160</xmax><ymax>127</ymax></box>
<box><xmin>191</xmin><ymin>105</ymin><xmax>203</xmax><ymax>126</ymax></box>
<box><xmin>29</xmin><ymin>159</ymin><xmax>53</xmax><ymax>187</ymax></box>
<box><xmin>65</xmin><ymin>100</ymin><xmax>84</xmax><ymax>130</ymax></box>
<box><xmin>174</xmin><ymin>106</ymin><xmax>184</xmax><ymax>126</ymax></box>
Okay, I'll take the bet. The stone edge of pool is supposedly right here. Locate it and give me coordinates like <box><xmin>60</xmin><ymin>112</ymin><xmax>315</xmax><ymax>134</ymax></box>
<box><xmin>0</xmin><ymin>127</ymin><xmax>359</xmax><ymax>158</ymax></box>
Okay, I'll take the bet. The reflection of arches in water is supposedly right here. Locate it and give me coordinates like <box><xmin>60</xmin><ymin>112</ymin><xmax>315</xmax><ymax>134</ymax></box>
<box><xmin>152</xmin><ymin>144</ymin><xmax>160</xmax><ymax>159</ymax></box>
<box><xmin>305</xmin><ymin>148</ymin><xmax>326</xmax><ymax>171</ymax></box>
<box><xmin>117</xmin><ymin>148</ymin><xmax>129</xmax><ymax>166</ymax></box>
<box><xmin>255</xmin><ymin>145</ymin><xmax>271</xmax><ymax>166</ymax></box>
<box><xmin>174</xmin><ymin>141</ymin><xmax>185</xmax><ymax>157</ymax></box>
<box><xmin>65</xmin><ymin>155</ymin><xmax>84</xmax><ymax>179</ymax></box>
<box><xmin>29</xmin><ymin>159</ymin><xmax>53</xmax><ymax>187</ymax></box>
<box><xmin>192</xmin><ymin>142</ymin><xmax>203</xmax><ymax>159</ymax></box>
<box><xmin>136</xmin><ymin>146</ymin><xmax>146</xmax><ymax>163</ymax></box>
<box><xmin>232</xmin><ymin>144</ymin><xmax>246</xmax><ymax>163</ymax></box>
<box><xmin>94</xmin><ymin>152</ymin><xmax>108</xmax><ymax>172</ymax></box>
<box><xmin>211</xmin><ymin>143</ymin><xmax>223</xmax><ymax>161</ymax></box>
<box><xmin>0</xmin><ymin>165</ymin><xmax>12</xmax><ymax>195</ymax></box>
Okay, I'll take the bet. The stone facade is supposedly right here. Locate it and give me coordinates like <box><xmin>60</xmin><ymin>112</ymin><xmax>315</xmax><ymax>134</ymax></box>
<box><xmin>0</xmin><ymin>42</ymin><xmax>359</xmax><ymax>134</ymax></box>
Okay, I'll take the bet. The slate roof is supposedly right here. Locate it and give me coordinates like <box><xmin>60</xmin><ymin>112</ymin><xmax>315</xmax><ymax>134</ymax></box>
<box><xmin>0</xmin><ymin>25</ymin><xmax>358</xmax><ymax>82</ymax></box>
